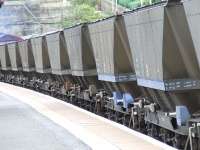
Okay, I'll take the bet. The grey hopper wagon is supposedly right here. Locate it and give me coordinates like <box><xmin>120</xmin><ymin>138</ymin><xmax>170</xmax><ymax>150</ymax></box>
<box><xmin>184</xmin><ymin>0</ymin><xmax>200</xmax><ymax>76</ymax></box>
<box><xmin>18</xmin><ymin>39</ymin><xmax>35</xmax><ymax>72</ymax></box>
<box><xmin>0</xmin><ymin>44</ymin><xmax>11</xmax><ymax>70</ymax></box>
<box><xmin>7</xmin><ymin>42</ymin><xmax>22</xmax><ymax>71</ymax></box>
<box><xmin>30</xmin><ymin>36</ymin><xmax>51</xmax><ymax>73</ymax></box>
<box><xmin>88</xmin><ymin>15</ymin><xmax>136</xmax><ymax>82</ymax></box>
<box><xmin>63</xmin><ymin>24</ymin><xmax>100</xmax><ymax>89</ymax></box>
<box><xmin>124</xmin><ymin>2</ymin><xmax>200</xmax><ymax>112</ymax></box>
<box><xmin>45</xmin><ymin>31</ymin><xmax>71</xmax><ymax>75</ymax></box>
<box><xmin>88</xmin><ymin>15</ymin><xmax>141</xmax><ymax>97</ymax></box>
<box><xmin>63</xmin><ymin>24</ymin><xmax>96</xmax><ymax>76</ymax></box>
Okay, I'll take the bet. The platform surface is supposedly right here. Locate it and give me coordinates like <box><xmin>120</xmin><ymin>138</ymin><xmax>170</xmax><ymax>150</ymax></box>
<box><xmin>0</xmin><ymin>91</ymin><xmax>90</xmax><ymax>150</ymax></box>
<box><xmin>0</xmin><ymin>82</ymin><xmax>177</xmax><ymax>150</ymax></box>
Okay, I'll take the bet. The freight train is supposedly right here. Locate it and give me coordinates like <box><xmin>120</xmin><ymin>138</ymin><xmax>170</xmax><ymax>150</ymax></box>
<box><xmin>0</xmin><ymin>0</ymin><xmax>199</xmax><ymax>149</ymax></box>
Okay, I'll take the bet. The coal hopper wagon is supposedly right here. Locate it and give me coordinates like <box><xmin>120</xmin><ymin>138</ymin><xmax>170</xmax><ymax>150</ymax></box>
<box><xmin>88</xmin><ymin>15</ymin><xmax>144</xmax><ymax>124</ymax></box>
<box><xmin>123</xmin><ymin>0</ymin><xmax>200</xmax><ymax>149</ymax></box>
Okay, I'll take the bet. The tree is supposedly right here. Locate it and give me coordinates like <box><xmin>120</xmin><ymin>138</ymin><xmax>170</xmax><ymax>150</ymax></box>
<box><xmin>73</xmin><ymin>4</ymin><xmax>103</xmax><ymax>23</ymax></box>
<box><xmin>63</xmin><ymin>2</ymin><xmax>107</xmax><ymax>27</ymax></box>
<box><xmin>71</xmin><ymin>0</ymin><xmax>97</xmax><ymax>7</ymax></box>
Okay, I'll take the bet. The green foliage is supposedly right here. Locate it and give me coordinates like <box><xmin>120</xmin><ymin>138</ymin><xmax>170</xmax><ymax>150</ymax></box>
<box><xmin>62</xmin><ymin>0</ymin><xmax>161</xmax><ymax>28</ymax></box>
<box><xmin>71</xmin><ymin>0</ymin><xmax>97</xmax><ymax>6</ymax></box>
<box><xmin>73</xmin><ymin>4</ymin><xmax>103</xmax><ymax>23</ymax></box>
<box><xmin>118</xmin><ymin>0</ymin><xmax>162</xmax><ymax>9</ymax></box>
<box><xmin>62</xmin><ymin>0</ymin><xmax>108</xmax><ymax>28</ymax></box>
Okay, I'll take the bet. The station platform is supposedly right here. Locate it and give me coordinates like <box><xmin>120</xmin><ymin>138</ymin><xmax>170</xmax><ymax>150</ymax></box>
<box><xmin>0</xmin><ymin>82</ymin><xmax>176</xmax><ymax>150</ymax></box>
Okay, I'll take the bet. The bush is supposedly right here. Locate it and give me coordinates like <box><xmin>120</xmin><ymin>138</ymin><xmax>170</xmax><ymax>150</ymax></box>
<box><xmin>73</xmin><ymin>4</ymin><xmax>103</xmax><ymax>23</ymax></box>
<box><xmin>71</xmin><ymin>0</ymin><xmax>97</xmax><ymax>7</ymax></box>
<box><xmin>63</xmin><ymin>3</ymin><xmax>105</xmax><ymax>27</ymax></box>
